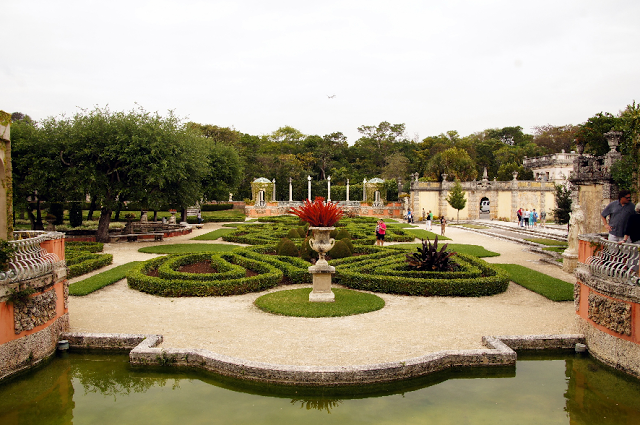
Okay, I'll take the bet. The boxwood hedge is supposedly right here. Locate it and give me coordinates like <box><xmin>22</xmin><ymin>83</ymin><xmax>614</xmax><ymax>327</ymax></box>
<box><xmin>126</xmin><ymin>252</ymin><xmax>282</xmax><ymax>296</ymax></box>
<box><xmin>66</xmin><ymin>241</ymin><xmax>113</xmax><ymax>278</ymax></box>
<box><xmin>334</xmin><ymin>252</ymin><xmax>509</xmax><ymax>297</ymax></box>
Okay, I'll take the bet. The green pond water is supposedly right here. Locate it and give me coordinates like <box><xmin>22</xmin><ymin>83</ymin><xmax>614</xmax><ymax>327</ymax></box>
<box><xmin>1</xmin><ymin>351</ymin><xmax>639</xmax><ymax>425</ymax></box>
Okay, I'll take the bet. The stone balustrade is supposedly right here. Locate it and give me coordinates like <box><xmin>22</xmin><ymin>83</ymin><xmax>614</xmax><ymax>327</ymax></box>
<box><xmin>581</xmin><ymin>235</ymin><xmax>640</xmax><ymax>286</ymax></box>
<box><xmin>0</xmin><ymin>231</ymin><xmax>65</xmax><ymax>284</ymax></box>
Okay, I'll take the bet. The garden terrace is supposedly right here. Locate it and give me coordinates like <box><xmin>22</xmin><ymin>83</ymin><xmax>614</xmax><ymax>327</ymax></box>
<box><xmin>65</xmin><ymin>242</ymin><xmax>113</xmax><ymax>279</ymax></box>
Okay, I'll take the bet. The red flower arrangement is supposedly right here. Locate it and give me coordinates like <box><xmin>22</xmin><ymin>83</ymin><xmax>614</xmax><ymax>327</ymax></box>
<box><xmin>289</xmin><ymin>197</ymin><xmax>344</xmax><ymax>227</ymax></box>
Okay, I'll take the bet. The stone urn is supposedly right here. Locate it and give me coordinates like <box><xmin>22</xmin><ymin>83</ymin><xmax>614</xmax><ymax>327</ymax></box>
<box><xmin>169</xmin><ymin>210</ymin><xmax>177</xmax><ymax>225</ymax></box>
<box><xmin>308</xmin><ymin>227</ymin><xmax>336</xmax><ymax>302</ymax></box>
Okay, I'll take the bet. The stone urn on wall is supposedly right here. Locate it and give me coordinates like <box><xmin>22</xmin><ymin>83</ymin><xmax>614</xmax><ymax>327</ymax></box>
<box><xmin>289</xmin><ymin>197</ymin><xmax>344</xmax><ymax>302</ymax></box>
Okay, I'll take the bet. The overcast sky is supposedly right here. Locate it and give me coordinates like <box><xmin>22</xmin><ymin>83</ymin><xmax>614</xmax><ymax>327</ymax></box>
<box><xmin>3</xmin><ymin>0</ymin><xmax>639</xmax><ymax>143</ymax></box>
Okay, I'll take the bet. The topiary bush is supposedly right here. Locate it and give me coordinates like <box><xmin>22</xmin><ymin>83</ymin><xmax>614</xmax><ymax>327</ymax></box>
<box><xmin>286</xmin><ymin>228</ymin><xmax>302</xmax><ymax>239</ymax></box>
<box><xmin>49</xmin><ymin>202</ymin><xmax>64</xmax><ymax>225</ymax></box>
<box><xmin>66</xmin><ymin>241</ymin><xmax>113</xmax><ymax>278</ymax></box>
<box><xmin>341</xmin><ymin>237</ymin><xmax>354</xmax><ymax>255</ymax></box>
<box><xmin>69</xmin><ymin>202</ymin><xmax>83</xmax><ymax>227</ymax></box>
<box><xmin>328</xmin><ymin>240</ymin><xmax>352</xmax><ymax>259</ymax></box>
<box><xmin>299</xmin><ymin>237</ymin><xmax>319</xmax><ymax>262</ymax></box>
<box><xmin>335</xmin><ymin>229</ymin><xmax>351</xmax><ymax>240</ymax></box>
<box><xmin>278</xmin><ymin>238</ymin><xmax>300</xmax><ymax>257</ymax></box>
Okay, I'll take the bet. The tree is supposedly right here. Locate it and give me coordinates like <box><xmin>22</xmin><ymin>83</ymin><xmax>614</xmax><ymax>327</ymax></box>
<box><xmin>553</xmin><ymin>183</ymin><xmax>572</xmax><ymax>225</ymax></box>
<box><xmin>200</xmin><ymin>142</ymin><xmax>243</xmax><ymax>201</ymax></box>
<box><xmin>574</xmin><ymin>112</ymin><xmax>621</xmax><ymax>156</ymax></box>
<box><xmin>532</xmin><ymin>124</ymin><xmax>577</xmax><ymax>153</ymax></box>
<box><xmin>60</xmin><ymin>106</ymin><xmax>208</xmax><ymax>242</ymax></box>
<box><xmin>354</xmin><ymin>121</ymin><xmax>407</xmax><ymax>172</ymax></box>
<box><xmin>447</xmin><ymin>180</ymin><xmax>467</xmax><ymax>222</ymax></box>
<box><xmin>424</xmin><ymin>148</ymin><xmax>477</xmax><ymax>182</ymax></box>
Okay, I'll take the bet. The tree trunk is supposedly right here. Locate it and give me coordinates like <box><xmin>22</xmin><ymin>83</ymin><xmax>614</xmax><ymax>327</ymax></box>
<box><xmin>87</xmin><ymin>196</ymin><xmax>97</xmax><ymax>221</ymax></box>
<box><xmin>153</xmin><ymin>210</ymin><xmax>158</xmax><ymax>222</ymax></box>
<box><xmin>181</xmin><ymin>208</ymin><xmax>187</xmax><ymax>222</ymax></box>
<box><xmin>96</xmin><ymin>206</ymin><xmax>112</xmax><ymax>243</ymax></box>
<box><xmin>28</xmin><ymin>201</ymin><xmax>44</xmax><ymax>230</ymax></box>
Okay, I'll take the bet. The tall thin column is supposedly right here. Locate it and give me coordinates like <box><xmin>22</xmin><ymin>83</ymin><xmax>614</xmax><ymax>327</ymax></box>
<box><xmin>327</xmin><ymin>176</ymin><xmax>331</xmax><ymax>202</ymax></box>
<box><xmin>308</xmin><ymin>176</ymin><xmax>312</xmax><ymax>200</ymax></box>
<box><xmin>272</xmin><ymin>179</ymin><xmax>276</xmax><ymax>201</ymax></box>
<box><xmin>289</xmin><ymin>177</ymin><xmax>293</xmax><ymax>202</ymax></box>
<box><xmin>346</xmin><ymin>178</ymin><xmax>350</xmax><ymax>201</ymax></box>
<box><xmin>363</xmin><ymin>179</ymin><xmax>367</xmax><ymax>202</ymax></box>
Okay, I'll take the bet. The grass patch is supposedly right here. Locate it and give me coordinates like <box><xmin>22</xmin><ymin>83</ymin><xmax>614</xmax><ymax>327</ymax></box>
<box><xmin>494</xmin><ymin>264</ymin><xmax>573</xmax><ymax>301</ymax></box>
<box><xmin>524</xmin><ymin>238</ymin><xmax>568</xmax><ymax>246</ymax></box>
<box><xmin>405</xmin><ymin>228</ymin><xmax>451</xmax><ymax>241</ymax></box>
<box><xmin>455</xmin><ymin>224</ymin><xmax>490</xmax><ymax>229</ymax></box>
<box><xmin>70</xmin><ymin>262</ymin><xmax>141</xmax><ymax>296</ymax></box>
<box><xmin>543</xmin><ymin>246</ymin><xmax>566</xmax><ymax>253</ymax></box>
<box><xmin>255</xmin><ymin>287</ymin><xmax>385</xmax><ymax>317</ymax></box>
<box><xmin>138</xmin><ymin>244</ymin><xmax>239</xmax><ymax>254</ymax></box>
<box><xmin>191</xmin><ymin>228</ymin><xmax>236</xmax><ymax>240</ymax></box>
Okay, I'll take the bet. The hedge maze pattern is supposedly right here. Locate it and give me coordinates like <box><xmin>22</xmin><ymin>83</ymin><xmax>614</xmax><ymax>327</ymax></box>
<box><xmin>127</xmin><ymin>216</ymin><xmax>509</xmax><ymax>297</ymax></box>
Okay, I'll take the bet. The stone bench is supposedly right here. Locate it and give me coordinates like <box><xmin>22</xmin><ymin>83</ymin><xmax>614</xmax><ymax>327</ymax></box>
<box><xmin>110</xmin><ymin>233</ymin><xmax>164</xmax><ymax>243</ymax></box>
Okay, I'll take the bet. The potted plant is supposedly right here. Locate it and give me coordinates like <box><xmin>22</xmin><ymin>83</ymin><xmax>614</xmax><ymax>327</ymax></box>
<box><xmin>289</xmin><ymin>197</ymin><xmax>344</xmax><ymax>302</ymax></box>
<box><xmin>289</xmin><ymin>197</ymin><xmax>344</xmax><ymax>265</ymax></box>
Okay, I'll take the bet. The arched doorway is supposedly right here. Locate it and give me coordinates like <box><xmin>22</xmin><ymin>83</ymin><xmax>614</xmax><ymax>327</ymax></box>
<box><xmin>479</xmin><ymin>196</ymin><xmax>490</xmax><ymax>219</ymax></box>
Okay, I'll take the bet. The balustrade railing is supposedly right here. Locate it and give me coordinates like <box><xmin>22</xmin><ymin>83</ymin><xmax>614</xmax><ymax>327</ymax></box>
<box><xmin>585</xmin><ymin>236</ymin><xmax>640</xmax><ymax>286</ymax></box>
<box><xmin>0</xmin><ymin>231</ymin><xmax>65</xmax><ymax>284</ymax></box>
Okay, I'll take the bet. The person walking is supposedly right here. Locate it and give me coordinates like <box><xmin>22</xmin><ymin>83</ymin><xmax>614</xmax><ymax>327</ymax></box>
<box><xmin>620</xmin><ymin>204</ymin><xmax>640</xmax><ymax>245</ymax></box>
<box><xmin>375</xmin><ymin>219</ymin><xmax>387</xmax><ymax>246</ymax></box>
<box><xmin>517</xmin><ymin>208</ymin><xmax>523</xmax><ymax>227</ymax></box>
<box><xmin>601</xmin><ymin>190</ymin><xmax>636</xmax><ymax>242</ymax></box>
<box><xmin>540</xmin><ymin>210</ymin><xmax>547</xmax><ymax>228</ymax></box>
<box><xmin>524</xmin><ymin>209</ymin><xmax>530</xmax><ymax>228</ymax></box>
<box><xmin>531</xmin><ymin>209</ymin><xmax>538</xmax><ymax>227</ymax></box>
<box><xmin>426</xmin><ymin>210</ymin><xmax>433</xmax><ymax>231</ymax></box>
<box><xmin>440</xmin><ymin>217</ymin><xmax>447</xmax><ymax>236</ymax></box>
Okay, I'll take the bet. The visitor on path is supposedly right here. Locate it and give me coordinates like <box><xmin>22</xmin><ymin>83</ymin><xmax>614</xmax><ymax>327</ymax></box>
<box><xmin>531</xmin><ymin>209</ymin><xmax>538</xmax><ymax>227</ymax></box>
<box><xmin>422</xmin><ymin>208</ymin><xmax>426</xmax><ymax>221</ymax></box>
<box><xmin>197</xmin><ymin>211</ymin><xmax>203</xmax><ymax>224</ymax></box>
<box><xmin>620</xmin><ymin>204</ymin><xmax>640</xmax><ymax>245</ymax></box>
<box><xmin>440</xmin><ymin>217</ymin><xmax>447</xmax><ymax>236</ymax></box>
<box><xmin>517</xmin><ymin>208</ymin><xmax>523</xmax><ymax>227</ymax></box>
<box><xmin>426</xmin><ymin>210</ymin><xmax>433</xmax><ymax>231</ymax></box>
<box><xmin>540</xmin><ymin>210</ymin><xmax>547</xmax><ymax>228</ymax></box>
<box><xmin>601</xmin><ymin>190</ymin><xmax>636</xmax><ymax>242</ymax></box>
<box><xmin>407</xmin><ymin>210</ymin><xmax>413</xmax><ymax>223</ymax></box>
<box><xmin>524</xmin><ymin>209</ymin><xmax>530</xmax><ymax>228</ymax></box>
<box><xmin>375</xmin><ymin>219</ymin><xmax>387</xmax><ymax>246</ymax></box>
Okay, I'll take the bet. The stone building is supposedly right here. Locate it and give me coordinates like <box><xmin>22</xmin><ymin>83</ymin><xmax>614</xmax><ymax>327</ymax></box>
<box><xmin>523</xmin><ymin>150</ymin><xmax>579</xmax><ymax>183</ymax></box>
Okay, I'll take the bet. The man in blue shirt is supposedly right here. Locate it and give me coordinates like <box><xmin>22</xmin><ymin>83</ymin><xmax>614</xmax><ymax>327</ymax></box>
<box><xmin>601</xmin><ymin>190</ymin><xmax>635</xmax><ymax>242</ymax></box>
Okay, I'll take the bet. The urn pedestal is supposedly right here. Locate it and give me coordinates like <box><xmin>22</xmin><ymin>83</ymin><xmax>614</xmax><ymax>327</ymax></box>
<box><xmin>308</xmin><ymin>227</ymin><xmax>336</xmax><ymax>302</ymax></box>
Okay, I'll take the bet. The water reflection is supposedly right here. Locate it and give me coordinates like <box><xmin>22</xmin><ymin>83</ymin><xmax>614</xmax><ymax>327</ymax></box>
<box><xmin>0</xmin><ymin>352</ymin><xmax>639</xmax><ymax>425</ymax></box>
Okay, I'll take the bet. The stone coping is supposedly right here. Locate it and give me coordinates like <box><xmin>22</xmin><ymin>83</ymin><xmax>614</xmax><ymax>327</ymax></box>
<box><xmin>61</xmin><ymin>332</ymin><xmax>584</xmax><ymax>386</ymax></box>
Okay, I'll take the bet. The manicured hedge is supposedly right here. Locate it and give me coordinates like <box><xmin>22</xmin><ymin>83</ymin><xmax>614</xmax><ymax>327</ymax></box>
<box><xmin>334</xmin><ymin>252</ymin><xmax>509</xmax><ymax>297</ymax></box>
<box><xmin>66</xmin><ymin>241</ymin><xmax>113</xmax><ymax>278</ymax></box>
<box><xmin>233</xmin><ymin>245</ymin><xmax>312</xmax><ymax>284</ymax></box>
<box><xmin>126</xmin><ymin>252</ymin><xmax>282</xmax><ymax>296</ymax></box>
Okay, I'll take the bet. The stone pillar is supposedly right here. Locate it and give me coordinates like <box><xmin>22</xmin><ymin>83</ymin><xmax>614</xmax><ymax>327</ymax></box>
<box><xmin>272</xmin><ymin>179</ymin><xmax>276</xmax><ymax>201</ymax></box>
<box><xmin>307</xmin><ymin>176</ymin><xmax>312</xmax><ymax>200</ymax></box>
<box><xmin>327</xmin><ymin>176</ymin><xmax>331</xmax><ymax>202</ymax></box>
<box><xmin>363</xmin><ymin>179</ymin><xmax>367</xmax><ymax>202</ymax></box>
<box><xmin>288</xmin><ymin>177</ymin><xmax>293</xmax><ymax>202</ymax></box>
<box><xmin>346</xmin><ymin>179</ymin><xmax>350</xmax><ymax>201</ymax></box>
<box><xmin>563</xmin><ymin>204</ymin><xmax>584</xmax><ymax>273</ymax></box>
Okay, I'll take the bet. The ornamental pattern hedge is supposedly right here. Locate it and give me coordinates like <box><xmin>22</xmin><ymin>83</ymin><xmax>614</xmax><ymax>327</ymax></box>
<box><xmin>66</xmin><ymin>241</ymin><xmax>113</xmax><ymax>278</ymax></box>
<box><xmin>126</xmin><ymin>215</ymin><xmax>509</xmax><ymax>297</ymax></box>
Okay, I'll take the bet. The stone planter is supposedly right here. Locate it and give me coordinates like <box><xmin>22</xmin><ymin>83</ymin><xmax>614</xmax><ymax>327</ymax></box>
<box><xmin>308</xmin><ymin>227</ymin><xmax>336</xmax><ymax>302</ymax></box>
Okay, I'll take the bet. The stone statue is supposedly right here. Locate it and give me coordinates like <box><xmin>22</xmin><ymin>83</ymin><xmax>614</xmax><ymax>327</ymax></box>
<box><xmin>566</xmin><ymin>204</ymin><xmax>585</xmax><ymax>256</ymax></box>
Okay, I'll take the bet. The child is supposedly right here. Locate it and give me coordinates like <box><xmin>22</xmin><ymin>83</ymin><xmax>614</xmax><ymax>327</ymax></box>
<box><xmin>441</xmin><ymin>217</ymin><xmax>447</xmax><ymax>236</ymax></box>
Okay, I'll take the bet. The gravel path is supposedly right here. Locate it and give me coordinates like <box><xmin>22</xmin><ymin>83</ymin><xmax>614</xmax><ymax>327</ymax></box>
<box><xmin>68</xmin><ymin>222</ymin><xmax>578</xmax><ymax>367</ymax></box>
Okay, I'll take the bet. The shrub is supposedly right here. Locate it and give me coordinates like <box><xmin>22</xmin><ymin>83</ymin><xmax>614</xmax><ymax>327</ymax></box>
<box><xmin>297</xmin><ymin>226</ymin><xmax>308</xmax><ymax>238</ymax></box>
<box><xmin>278</xmin><ymin>238</ymin><xmax>300</xmax><ymax>257</ymax></box>
<box><xmin>49</xmin><ymin>202</ymin><xmax>64</xmax><ymax>225</ymax></box>
<box><xmin>328</xmin><ymin>240</ymin><xmax>352</xmax><ymax>259</ymax></box>
<box><xmin>341</xmin><ymin>237</ymin><xmax>354</xmax><ymax>254</ymax></box>
<box><xmin>69</xmin><ymin>202</ymin><xmax>83</xmax><ymax>227</ymax></box>
<box><xmin>335</xmin><ymin>229</ymin><xmax>351</xmax><ymax>240</ymax></box>
<box><xmin>286</xmin><ymin>228</ymin><xmax>302</xmax><ymax>239</ymax></box>
<box><xmin>65</xmin><ymin>241</ymin><xmax>112</xmax><ymax>278</ymax></box>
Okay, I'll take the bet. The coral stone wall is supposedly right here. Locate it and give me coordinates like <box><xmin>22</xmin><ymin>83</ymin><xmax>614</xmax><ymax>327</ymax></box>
<box><xmin>575</xmin><ymin>236</ymin><xmax>640</xmax><ymax>378</ymax></box>
<box><xmin>0</xmin><ymin>240</ymin><xmax>68</xmax><ymax>381</ymax></box>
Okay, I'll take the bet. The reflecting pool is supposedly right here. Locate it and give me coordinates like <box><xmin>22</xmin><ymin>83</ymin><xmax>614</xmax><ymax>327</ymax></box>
<box><xmin>1</xmin><ymin>351</ymin><xmax>639</xmax><ymax>424</ymax></box>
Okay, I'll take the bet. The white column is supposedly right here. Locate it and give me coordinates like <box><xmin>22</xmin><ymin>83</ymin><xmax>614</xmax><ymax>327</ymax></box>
<box><xmin>346</xmin><ymin>178</ymin><xmax>350</xmax><ymax>201</ymax></box>
<box><xmin>363</xmin><ymin>179</ymin><xmax>367</xmax><ymax>202</ymax></box>
<box><xmin>272</xmin><ymin>179</ymin><xmax>276</xmax><ymax>201</ymax></box>
<box><xmin>308</xmin><ymin>176</ymin><xmax>312</xmax><ymax>200</ymax></box>
<box><xmin>288</xmin><ymin>177</ymin><xmax>293</xmax><ymax>202</ymax></box>
<box><xmin>327</xmin><ymin>176</ymin><xmax>331</xmax><ymax>202</ymax></box>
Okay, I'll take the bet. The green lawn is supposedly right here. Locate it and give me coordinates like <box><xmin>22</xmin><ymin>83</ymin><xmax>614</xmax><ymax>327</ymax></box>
<box><xmin>405</xmin><ymin>228</ymin><xmax>451</xmax><ymax>241</ymax></box>
<box><xmin>191</xmin><ymin>228</ymin><xmax>236</xmax><ymax>241</ymax></box>
<box><xmin>138</xmin><ymin>244</ymin><xmax>239</xmax><ymax>254</ymax></box>
<box><xmin>69</xmin><ymin>262</ymin><xmax>141</xmax><ymax>296</ymax></box>
<box><xmin>524</xmin><ymin>238</ymin><xmax>568</xmax><ymax>246</ymax></box>
<box><xmin>494</xmin><ymin>264</ymin><xmax>574</xmax><ymax>301</ymax></box>
<box><xmin>254</xmin><ymin>288</ymin><xmax>385</xmax><ymax>317</ymax></box>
